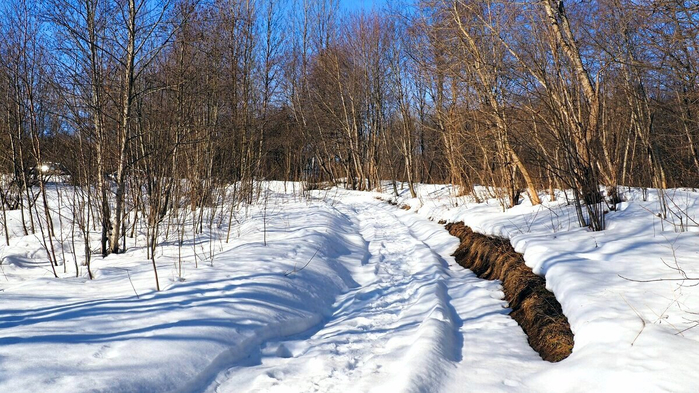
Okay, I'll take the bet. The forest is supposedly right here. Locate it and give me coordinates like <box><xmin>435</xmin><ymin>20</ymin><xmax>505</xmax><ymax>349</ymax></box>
<box><xmin>1</xmin><ymin>0</ymin><xmax>698</xmax><ymax>266</ymax></box>
<box><xmin>4</xmin><ymin>2</ymin><xmax>699</xmax><ymax>391</ymax></box>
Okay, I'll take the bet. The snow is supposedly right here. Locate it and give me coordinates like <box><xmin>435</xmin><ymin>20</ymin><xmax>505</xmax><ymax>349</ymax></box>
<box><xmin>1</xmin><ymin>182</ymin><xmax>699</xmax><ymax>392</ymax></box>
<box><xmin>206</xmin><ymin>194</ymin><xmax>534</xmax><ymax>393</ymax></box>
<box><xmin>385</xmin><ymin>184</ymin><xmax>699</xmax><ymax>392</ymax></box>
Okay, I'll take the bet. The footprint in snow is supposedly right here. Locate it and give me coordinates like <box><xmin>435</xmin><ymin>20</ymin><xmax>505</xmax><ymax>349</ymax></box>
<box><xmin>265</xmin><ymin>369</ymin><xmax>285</xmax><ymax>381</ymax></box>
<box><xmin>92</xmin><ymin>344</ymin><xmax>114</xmax><ymax>359</ymax></box>
<box><xmin>503</xmin><ymin>379</ymin><xmax>520</xmax><ymax>387</ymax></box>
<box><xmin>275</xmin><ymin>344</ymin><xmax>293</xmax><ymax>358</ymax></box>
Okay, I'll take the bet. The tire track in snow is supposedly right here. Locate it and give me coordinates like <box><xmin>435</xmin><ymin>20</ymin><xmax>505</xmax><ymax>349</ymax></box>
<box><xmin>385</xmin><ymin>202</ymin><xmax>548</xmax><ymax>392</ymax></box>
<box><xmin>205</xmin><ymin>195</ymin><xmax>466</xmax><ymax>393</ymax></box>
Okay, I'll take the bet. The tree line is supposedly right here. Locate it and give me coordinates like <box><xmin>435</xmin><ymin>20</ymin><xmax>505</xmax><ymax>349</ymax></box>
<box><xmin>0</xmin><ymin>0</ymin><xmax>698</xmax><ymax>269</ymax></box>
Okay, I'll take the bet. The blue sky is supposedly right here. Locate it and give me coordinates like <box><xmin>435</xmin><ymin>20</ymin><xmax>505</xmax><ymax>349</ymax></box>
<box><xmin>339</xmin><ymin>0</ymin><xmax>384</xmax><ymax>12</ymax></box>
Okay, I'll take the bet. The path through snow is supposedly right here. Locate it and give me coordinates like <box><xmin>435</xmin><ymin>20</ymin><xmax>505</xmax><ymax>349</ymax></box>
<box><xmin>206</xmin><ymin>193</ymin><xmax>544</xmax><ymax>393</ymax></box>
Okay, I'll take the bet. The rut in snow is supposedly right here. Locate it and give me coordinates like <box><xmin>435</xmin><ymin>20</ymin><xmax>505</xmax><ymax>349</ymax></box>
<box><xmin>205</xmin><ymin>199</ymin><xmax>465</xmax><ymax>392</ymax></box>
<box><xmin>446</xmin><ymin>222</ymin><xmax>574</xmax><ymax>362</ymax></box>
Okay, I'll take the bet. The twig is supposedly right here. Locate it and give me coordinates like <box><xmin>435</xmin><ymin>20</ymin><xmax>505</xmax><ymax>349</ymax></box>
<box><xmin>115</xmin><ymin>267</ymin><xmax>140</xmax><ymax>299</ymax></box>
<box><xmin>676</xmin><ymin>322</ymin><xmax>699</xmax><ymax>335</ymax></box>
<box><xmin>620</xmin><ymin>294</ymin><xmax>646</xmax><ymax>346</ymax></box>
<box><xmin>619</xmin><ymin>275</ymin><xmax>699</xmax><ymax>283</ymax></box>
<box><xmin>285</xmin><ymin>247</ymin><xmax>321</xmax><ymax>277</ymax></box>
<box><xmin>646</xmin><ymin>297</ymin><xmax>682</xmax><ymax>334</ymax></box>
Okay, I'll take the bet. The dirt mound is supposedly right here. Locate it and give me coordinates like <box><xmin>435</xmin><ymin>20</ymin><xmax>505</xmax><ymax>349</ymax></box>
<box><xmin>446</xmin><ymin>222</ymin><xmax>573</xmax><ymax>362</ymax></box>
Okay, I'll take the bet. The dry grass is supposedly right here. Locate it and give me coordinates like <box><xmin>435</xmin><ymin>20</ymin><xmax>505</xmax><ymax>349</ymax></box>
<box><xmin>446</xmin><ymin>222</ymin><xmax>574</xmax><ymax>362</ymax></box>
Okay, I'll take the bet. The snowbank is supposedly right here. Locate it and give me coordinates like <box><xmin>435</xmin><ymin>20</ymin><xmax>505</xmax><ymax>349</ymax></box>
<box><xmin>382</xmin><ymin>184</ymin><xmax>699</xmax><ymax>391</ymax></box>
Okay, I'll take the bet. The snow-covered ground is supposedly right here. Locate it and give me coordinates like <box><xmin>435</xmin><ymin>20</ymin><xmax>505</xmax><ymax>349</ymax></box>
<box><xmin>387</xmin><ymin>184</ymin><xmax>699</xmax><ymax>392</ymax></box>
<box><xmin>1</xmin><ymin>182</ymin><xmax>699</xmax><ymax>392</ymax></box>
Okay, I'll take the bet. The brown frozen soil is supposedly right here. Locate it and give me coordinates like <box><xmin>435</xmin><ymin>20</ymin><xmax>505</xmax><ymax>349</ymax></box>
<box><xmin>446</xmin><ymin>222</ymin><xmax>573</xmax><ymax>362</ymax></box>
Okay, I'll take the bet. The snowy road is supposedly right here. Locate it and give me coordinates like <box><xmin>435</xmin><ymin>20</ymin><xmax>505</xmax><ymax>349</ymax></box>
<box><xmin>206</xmin><ymin>194</ymin><xmax>543</xmax><ymax>393</ymax></box>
